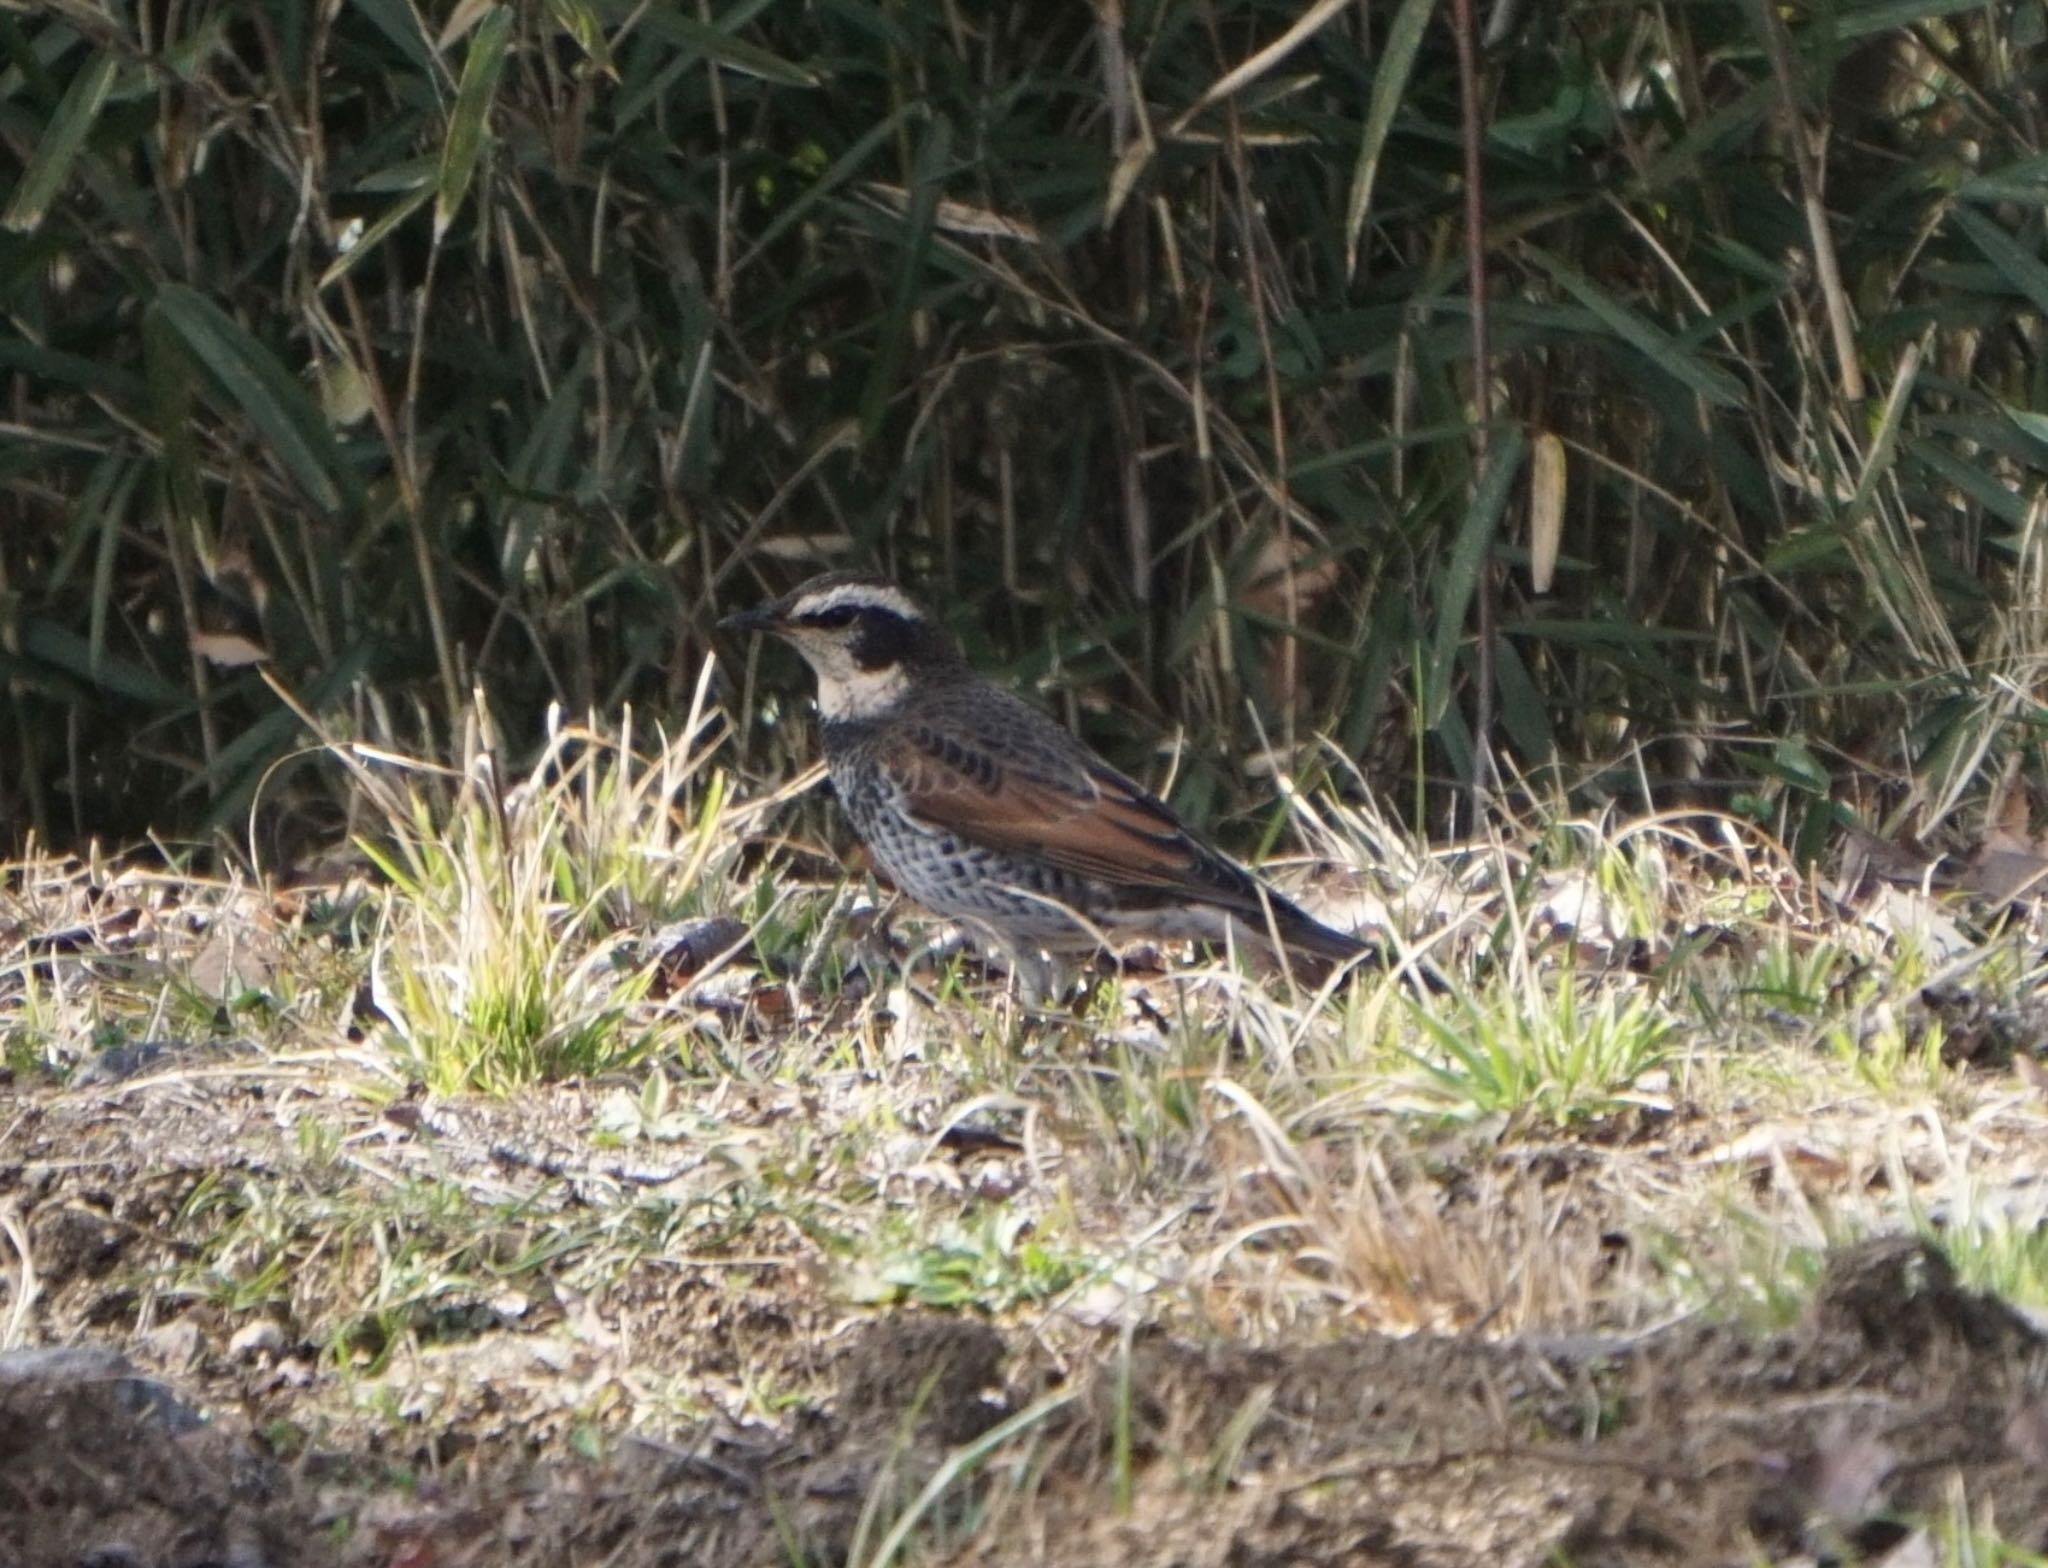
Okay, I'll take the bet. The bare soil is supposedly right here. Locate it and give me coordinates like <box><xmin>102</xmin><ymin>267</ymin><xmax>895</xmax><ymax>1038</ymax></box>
<box><xmin>5</xmin><ymin>1064</ymin><xmax>2047</xmax><ymax>1568</ymax></box>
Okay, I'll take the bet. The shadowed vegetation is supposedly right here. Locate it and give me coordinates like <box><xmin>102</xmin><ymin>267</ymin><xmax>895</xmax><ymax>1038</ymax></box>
<box><xmin>2</xmin><ymin>1</ymin><xmax>2044</xmax><ymax>872</ymax></box>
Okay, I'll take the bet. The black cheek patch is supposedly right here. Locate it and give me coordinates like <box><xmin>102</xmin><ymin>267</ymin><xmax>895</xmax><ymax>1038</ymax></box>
<box><xmin>851</xmin><ymin>610</ymin><xmax>917</xmax><ymax>670</ymax></box>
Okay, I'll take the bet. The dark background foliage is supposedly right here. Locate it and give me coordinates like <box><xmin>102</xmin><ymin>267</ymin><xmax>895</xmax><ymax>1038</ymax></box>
<box><xmin>2</xmin><ymin>0</ymin><xmax>2043</xmax><ymax>863</ymax></box>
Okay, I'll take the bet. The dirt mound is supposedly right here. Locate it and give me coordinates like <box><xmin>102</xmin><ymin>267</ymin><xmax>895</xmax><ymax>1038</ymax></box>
<box><xmin>6</xmin><ymin>1237</ymin><xmax>2047</xmax><ymax>1567</ymax></box>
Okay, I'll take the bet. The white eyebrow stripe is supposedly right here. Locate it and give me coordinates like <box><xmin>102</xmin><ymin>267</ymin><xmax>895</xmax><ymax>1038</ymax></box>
<box><xmin>789</xmin><ymin>582</ymin><xmax>923</xmax><ymax>621</ymax></box>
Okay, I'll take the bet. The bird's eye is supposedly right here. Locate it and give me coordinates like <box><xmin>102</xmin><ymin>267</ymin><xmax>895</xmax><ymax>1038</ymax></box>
<box><xmin>804</xmin><ymin>605</ymin><xmax>859</xmax><ymax>629</ymax></box>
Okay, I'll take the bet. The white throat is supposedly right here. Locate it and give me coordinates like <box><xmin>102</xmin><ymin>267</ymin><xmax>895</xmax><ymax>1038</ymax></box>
<box><xmin>814</xmin><ymin>661</ymin><xmax>910</xmax><ymax>720</ymax></box>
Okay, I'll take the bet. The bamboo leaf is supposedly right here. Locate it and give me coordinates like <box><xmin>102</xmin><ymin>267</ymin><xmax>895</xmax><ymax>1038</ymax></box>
<box><xmin>1527</xmin><ymin>431</ymin><xmax>1565</xmax><ymax>593</ymax></box>
<box><xmin>1493</xmin><ymin>636</ymin><xmax>1555</xmax><ymax>766</ymax></box>
<box><xmin>1904</xmin><ymin>436</ymin><xmax>2030</xmax><ymax>528</ymax></box>
<box><xmin>858</xmin><ymin>113</ymin><xmax>950</xmax><ymax>442</ymax></box>
<box><xmin>1175</xmin><ymin>0</ymin><xmax>1349</xmax><ymax>128</ymax></box>
<box><xmin>1525</xmin><ymin>248</ymin><xmax>1746</xmax><ymax>407</ymax></box>
<box><xmin>350</xmin><ymin>0</ymin><xmax>437</xmax><ymax>77</ymax></box>
<box><xmin>1425</xmin><ymin>426</ymin><xmax>1525</xmax><ymax>727</ymax></box>
<box><xmin>500</xmin><ymin>358</ymin><xmax>591</xmax><ymax>580</ymax></box>
<box><xmin>1103</xmin><ymin>132</ymin><xmax>1153</xmax><ymax>228</ymax></box>
<box><xmin>0</xmin><ymin>334</ymin><xmax>145</xmax><ymax>403</ymax></box>
<box><xmin>88</xmin><ymin>461</ymin><xmax>134</xmax><ymax>680</ymax></box>
<box><xmin>148</xmin><ymin>285</ymin><xmax>355</xmax><ymax>516</ymax></box>
<box><xmin>545</xmin><ymin>0</ymin><xmax>616</xmax><ymax>77</ymax></box>
<box><xmin>1952</xmin><ymin>203</ymin><xmax>2048</xmax><ymax>318</ymax></box>
<box><xmin>435</xmin><ymin>4</ymin><xmax>513</xmax><ymax>240</ymax></box>
<box><xmin>1343</xmin><ymin>0</ymin><xmax>1433</xmax><ymax>279</ymax></box>
<box><xmin>143</xmin><ymin>296</ymin><xmax>204</xmax><ymax>541</ymax></box>
<box><xmin>2006</xmin><ymin>405</ymin><xmax>2048</xmax><ymax>448</ymax></box>
<box><xmin>1957</xmin><ymin>153</ymin><xmax>2048</xmax><ymax>203</ymax></box>
<box><xmin>603</xmin><ymin>0</ymin><xmax>818</xmax><ymax>87</ymax></box>
<box><xmin>21</xmin><ymin>618</ymin><xmax>185</xmax><ymax>704</ymax></box>
<box><xmin>438</xmin><ymin>0</ymin><xmax>502</xmax><ymax>51</ymax></box>
<box><xmin>2</xmin><ymin>49</ymin><xmax>118</xmax><ymax>234</ymax></box>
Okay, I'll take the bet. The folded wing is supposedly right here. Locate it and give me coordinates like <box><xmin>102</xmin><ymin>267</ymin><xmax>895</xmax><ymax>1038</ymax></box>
<box><xmin>875</xmin><ymin>712</ymin><xmax>1260</xmax><ymax>908</ymax></box>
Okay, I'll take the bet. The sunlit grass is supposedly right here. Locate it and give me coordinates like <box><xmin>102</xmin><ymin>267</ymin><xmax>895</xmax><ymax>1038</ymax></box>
<box><xmin>1397</xmin><ymin>978</ymin><xmax>1676</xmax><ymax>1127</ymax></box>
<box><xmin>6</xmin><ymin>773</ymin><xmax>2048</xmax><ymax>1565</ymax></box>
<box><xmin>353</xmin><ymin>691</ymin><xmax>745</xmax><ymax>1093</ymax></box>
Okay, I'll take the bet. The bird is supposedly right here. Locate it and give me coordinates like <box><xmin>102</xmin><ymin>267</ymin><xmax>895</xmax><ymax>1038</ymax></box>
<box><xmin>721</xmin><ymin>572</ymin><xmax>1376</xmax><ymax>989</ymax></box>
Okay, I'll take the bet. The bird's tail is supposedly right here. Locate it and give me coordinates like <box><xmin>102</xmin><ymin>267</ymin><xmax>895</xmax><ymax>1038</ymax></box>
<box><xmin>1259</xmin><ymin>893</ymin><xmax>1381</xmax><ymax>975</ymax></box>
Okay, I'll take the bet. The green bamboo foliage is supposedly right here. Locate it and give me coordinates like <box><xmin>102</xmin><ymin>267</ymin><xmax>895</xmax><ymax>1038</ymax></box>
<box><xmin>0</xmin><ymin>3</ymin><xmax>2042</xmax><ymax>857</ymax></box>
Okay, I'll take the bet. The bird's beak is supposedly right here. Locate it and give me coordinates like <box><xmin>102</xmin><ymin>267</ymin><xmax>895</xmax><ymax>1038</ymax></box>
<box><xmin>718</xmin><ymin>603</ymin><xmax>785</xmax><ymax>638</ymax></box>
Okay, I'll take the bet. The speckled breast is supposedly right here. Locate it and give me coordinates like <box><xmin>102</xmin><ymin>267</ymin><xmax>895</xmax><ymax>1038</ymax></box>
<box><xmin>825</xmin><ymin>745</ymin><xmax>1101</xmax><ymax>945</ymax></box>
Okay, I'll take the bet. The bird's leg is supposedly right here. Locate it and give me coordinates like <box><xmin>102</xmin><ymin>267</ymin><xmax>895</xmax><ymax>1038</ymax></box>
<box><xmin>976</xmin><ymin>931</ymin><xmax>1061</xmax><ymax>1008</ymax></box>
